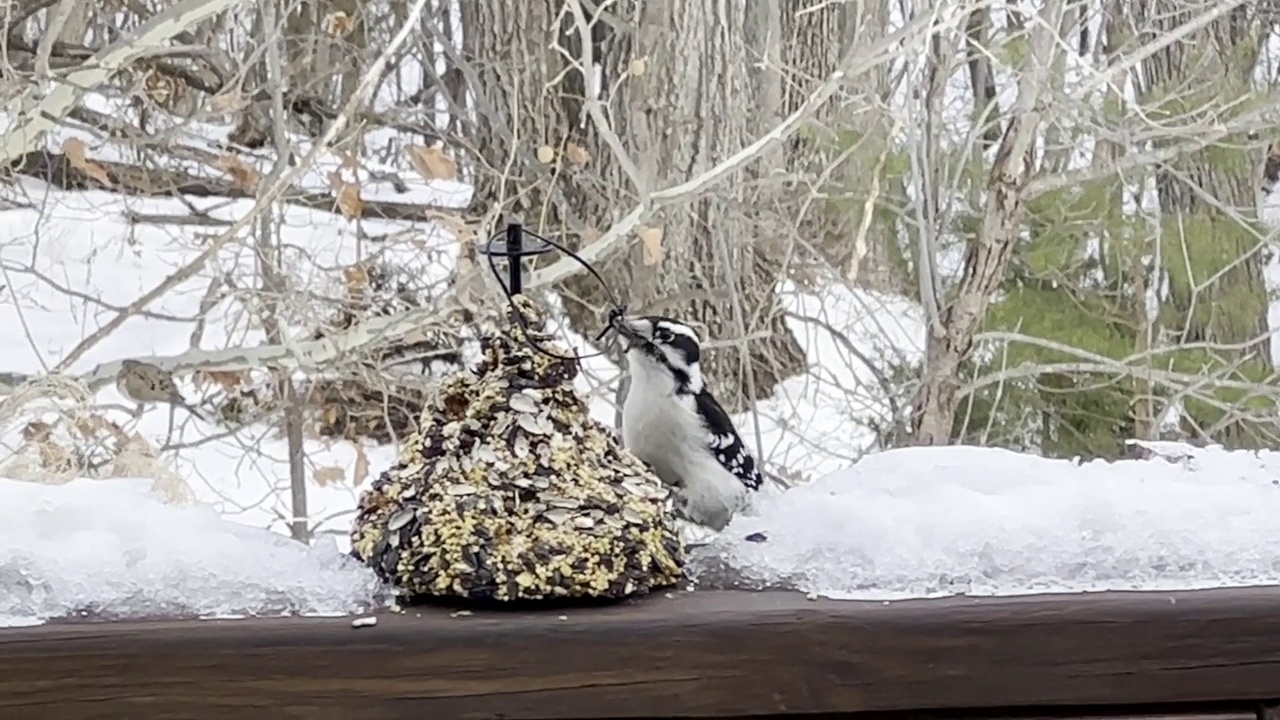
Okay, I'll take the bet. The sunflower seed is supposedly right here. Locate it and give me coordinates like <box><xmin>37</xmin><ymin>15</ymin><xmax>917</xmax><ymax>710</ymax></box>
<box><xmin>620</xmin><ymin>480</ymin><xmax>648</xmax><ymax>497</ymax></box>
<box><xmin>508</xmin><ymin>393</ymin><xmax>539</xmax><ymax>414</ymax></box>
<box><xmin>512</xmin><ymin>436</ymin><xmax>531</xmax><ymax>458</ymax></box>
<box><xmin>386</xmin><ymin>508</ymin><xmax>416</xmax><ymax>531</ymax></box>
<box><xmin>542</xmin><ymin>508</ymin><xmax>574</xmax><ymax>525</ymax></box>
<box><xmin>622</xmin><ymin>507</ymin><xmax>645</xmax><ymax>525</ymax></box>
<box><xmin>474</xmin><ymin>445</ymin><xmax>499</xmax><ymax>464</ymax></box>
<box><xmin>571</xmin><ymin>515</ymin><xmax>595</xmax><ymax>529</ymax></box>
<box><xmin>517</xmin><ymin>413</ymin><xmax>550</xmax><ymax>435</ymax></box>
<box><xmin>543</xmin><ymin>495</ymin><xmax>581</xmax><ymax>509</ymax></box>
<box><xmin>447</xmin><ymin>483</ymin><xmax>478</xmax><ymax>496</ymax></box>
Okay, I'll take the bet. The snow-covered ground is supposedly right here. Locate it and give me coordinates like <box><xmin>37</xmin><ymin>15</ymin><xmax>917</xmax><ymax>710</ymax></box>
<box><xmin>0</xmin><ymin>477</ymin><xmax>379</xmax><ymax>627</ymax></box>
<box><xmin>701</xmin><ymin>441</ymin><xmax>1280</xmax><ymax>600</ymax></box>
<box><xmin>3</xmin><ymin>90</ymin><xmax>1280</xmax><ymax>627</ymax></box>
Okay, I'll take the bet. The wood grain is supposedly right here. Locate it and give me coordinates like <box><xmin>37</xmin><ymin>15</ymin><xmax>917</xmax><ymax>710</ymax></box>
<box><xmin>2</xmin><ymin>588</ymin><xmax>1280</xmax><ymax>719</ymax></box>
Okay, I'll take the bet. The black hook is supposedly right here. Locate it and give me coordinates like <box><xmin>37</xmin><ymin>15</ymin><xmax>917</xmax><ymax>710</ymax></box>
<box><xmin>478</xmin><ymin>221</ymin><xmax>629</xmax><ymax>362</ymax></box>
<box><xmin>476</xmin><ymin>221</ymin><xmax>554</xmax><ymax>296</ymax></box>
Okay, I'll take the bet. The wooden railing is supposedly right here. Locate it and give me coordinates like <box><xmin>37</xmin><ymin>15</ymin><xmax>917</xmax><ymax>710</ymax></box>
<box><xmin>3</xmin><ymin>588</ymin><xmax>1280</xmax><ymax>718</ymax></box>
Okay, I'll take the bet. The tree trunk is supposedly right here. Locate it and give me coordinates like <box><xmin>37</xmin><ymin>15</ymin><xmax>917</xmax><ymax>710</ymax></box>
<box><xmin>460</xmin><ymin>0</ymin><xmax>806</xmax><ymax>411</ymax></box>
<box><xmin>910</xmin><ymin>0</ymin><xmax>1065</xmax><ymax>444</ymax></box>
<box><xmin>1132</xmin><ymin>0</ymin><xmax>1275</xmax><ymax>447</ymax></box>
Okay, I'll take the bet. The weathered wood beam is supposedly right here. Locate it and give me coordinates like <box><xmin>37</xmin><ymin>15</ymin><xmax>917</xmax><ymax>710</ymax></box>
<box><xmin>1</xmin><ymin>589</ymin><xmax>1280</xmax><ymax>718</ymax></box>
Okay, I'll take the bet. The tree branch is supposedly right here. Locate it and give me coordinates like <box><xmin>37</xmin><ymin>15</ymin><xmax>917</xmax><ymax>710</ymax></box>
<box><xmin>0</xmin><ymin>0</ymin><xmax>249</xmax><ymax>165</ymax></box>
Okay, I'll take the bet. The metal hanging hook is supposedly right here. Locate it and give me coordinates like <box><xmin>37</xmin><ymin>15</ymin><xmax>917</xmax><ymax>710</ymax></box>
<box><xmin>477</xmin><ymin>220</ymin><xmax>629</xmax><ymax>362</ymax></box>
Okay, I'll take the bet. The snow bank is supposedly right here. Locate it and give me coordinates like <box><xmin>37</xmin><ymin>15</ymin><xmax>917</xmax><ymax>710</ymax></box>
<box><xmin>695</xmin><ymin>442</ymin><xmax>1280</xmax><ymax>600</ymax></box>
<box><xmin>0</xmin><ymin>478</ymin><xmax>381</xmax><ymax>627</ymax></box>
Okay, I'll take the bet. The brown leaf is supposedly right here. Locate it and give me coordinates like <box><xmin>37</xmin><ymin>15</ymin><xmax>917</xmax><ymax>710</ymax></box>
<box><xmin>323</xmin><ymin>10</ymin><xmax>353</xmax><ymax>37</ymax></box>
<box><xmin>353</xmin><ymin>442</ymin><xmax>370</xmax><ymax>486</ymax></box>
<box><xmin>328</xmin><ymin>170</ymin><xmax>363</xmax><ymax>220</ymax></box>
<box><xmin>193</xmin><ymin>369</ymin><xmax>246</xmax><ymax>393</ymax></box>
<box><xmin>638</xmin><ymin>225</ymin><xmax>664</xmax><ymax>266</ymax></box>
<box><xmin>22</xmin><ymin>420</ymin><xmax>53</xmax><ymax>442</ymax></box>
<box><xmin>564</xmin><ymin>142</ymin><xmax>591</xmax><ymax>167</ymax></box>
<box><xmin>313</xmin><ymin>465</ymin><xmax>346</xmax><ymax>487</ymax></box>
<box><xmin>343</xmin><ymin>263</ymin><xmax>370</xmax><ymax>298</ymax></box>
<box><xmin>535</xmin><ymin>145</ymin><xmax>556</xmax><ymax>164</ymax></box>
<box><xmin>407</xmin><ymin>144</ymin><xmax>457</xmax><ymax>181</ymax></box>
<box><xmin>73</xmin><ymin>415</ymin><xmax>102</xmax><ymax>440</ymax></box>
<box><xmin>209</xmin><ymin>91</ymin><xmax>246</xmax><ymax>113</ymax></box>
<box><xmin>216</xmin><ymin>154</ymin><xmax>260</xmax><ymax>192</ymax></box>
<box><xmin>62</xmin><ymin>137</ymin><xmax>113</xmax><ymax>187</ymax></box>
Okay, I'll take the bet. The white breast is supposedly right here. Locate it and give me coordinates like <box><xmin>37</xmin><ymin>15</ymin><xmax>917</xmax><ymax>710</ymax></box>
<box><xmin>621</xmin><ymin>351</ymin><xmax>747</xmax><ymax>530</ymax></box>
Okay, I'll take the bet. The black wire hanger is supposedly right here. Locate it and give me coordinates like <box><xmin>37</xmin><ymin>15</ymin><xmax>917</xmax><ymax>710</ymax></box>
<box><xmin>477</xmin><ymin>220</ymin><xmax>628</xmax><ymax>362</ymax></box>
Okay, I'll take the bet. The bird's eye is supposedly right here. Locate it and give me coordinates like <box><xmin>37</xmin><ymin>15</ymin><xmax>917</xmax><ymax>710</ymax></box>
<box><xmin>654</xmin><ymin>328</ymin><xmax>672</xmax><ymax>342</ymax></box>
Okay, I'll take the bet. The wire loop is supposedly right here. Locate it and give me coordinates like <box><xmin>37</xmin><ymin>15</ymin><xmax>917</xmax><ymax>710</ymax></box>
<box><xmin>478</xmin><ymin>222</ymin><xmax>628</xmax><ymax>361</ymax></box>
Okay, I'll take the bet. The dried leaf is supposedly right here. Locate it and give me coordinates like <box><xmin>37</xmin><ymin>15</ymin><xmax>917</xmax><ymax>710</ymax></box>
<box><xmin>638</xmin><ymin>225</ymin><xmax>664</xmax><ymax>266</ymax></box>
<box><xmin>209</xmin><ymin>91</ymin><xmax>246</xmax><ymax>113</ymax></box>
<box><xmin>353</xmin><ymin>442</ymin><xmax>370</xmax><ymax>486</ymax></box>
<box><xmin>313</xmin><ymin>465</ymin><xmax>346</xmax><ymax>487</ymax></box>
<box><xmin>579</xmin><ymin>226</ymin><xmax>602</xmax><ymax>246</ymax></box>
<box><xmin>536</xmin><ymin>145</ymin><xmax>556</xmax><ymax>164</ymax></box>
<box><xmin>328</xmin><ymin>170</ymin><xmax>363</xmax><ymax>220</ymax></box>
<box><xmin>407</xmin><ymin>144</ymin><xmax>457</xmax><ymax>181</ymax></box>
<box><xmin>22</xmin><ymin>420</ymin><xmax>53</xmax><ymax>442</ymax></box>
<box><xmin>343</xmin><ymin>264</ymin><xmax>370</xmax><ymax>298</ymax></box>
<box><xmin>216</xmin><ymin>154</ymin><xmax>260</xmax><ymax>192</ymax></box>
<box><xmin>73</xmin><ymin>415</ymin><xmax>102</xmax><ymax>440</ymax></box>
<box><xmin>564</xmin><ymin>142</ymin><xmax>591</xmax><ymax>167</ymax></box>
<box><xmin>629</xmin><ymin>57</ymin><xmax>648</xmax><ymax>77</ymax></box>
<box><xmin>62</xmin><ymin>137</ymin><xmax>113</xmax><ymax>187</ymax></box>
<box><xmin>194</xmin><ymin>369</ymin><xmax>246</xmax><ymax>393</ymax></box>
<box><xmin>323</xmin><ymin>10</ymin><xmax>353</xmax><ymax>37</ymax></box>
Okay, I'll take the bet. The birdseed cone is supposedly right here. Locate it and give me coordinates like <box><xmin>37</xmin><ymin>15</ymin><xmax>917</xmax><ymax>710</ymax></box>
<box><xmin>350</xmin><ymin>295</ymin><xmax>686</xmax><ymax>602</ymax></box>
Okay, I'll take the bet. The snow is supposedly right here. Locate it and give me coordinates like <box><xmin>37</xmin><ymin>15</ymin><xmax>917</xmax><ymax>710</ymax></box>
<box><xmin>0</xmin><ymin>477</ymin><xmax>380</xmax><ymax>627</ymax></box>
<box><xmin>695</xmin><ymin>442</ymin><xmax>1280</xmax><ymax>600</ymax></box>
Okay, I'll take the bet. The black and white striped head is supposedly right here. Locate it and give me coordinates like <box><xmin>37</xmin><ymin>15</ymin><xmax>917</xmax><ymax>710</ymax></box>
<box><xmin>616</xmin><ymin>315</ymin><xmax>704</xmax><ymax>395</ymax></box>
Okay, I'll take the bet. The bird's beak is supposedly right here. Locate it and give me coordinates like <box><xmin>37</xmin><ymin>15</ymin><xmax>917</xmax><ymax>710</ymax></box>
<box><xmin>609</xmin><ymin>315</ymin><xmax>647</xmax><ymax>345</ymax></box>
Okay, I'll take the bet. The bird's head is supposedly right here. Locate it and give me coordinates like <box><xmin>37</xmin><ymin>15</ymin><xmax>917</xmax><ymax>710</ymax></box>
<box><xmin>614</xmin><ymin>315</ymin><xmax>704</xmax><ymax>395</ymax></box>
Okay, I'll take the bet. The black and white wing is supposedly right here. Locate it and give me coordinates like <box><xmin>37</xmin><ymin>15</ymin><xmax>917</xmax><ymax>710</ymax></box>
<box><xmin>693</xmin><ymin>390</ymin><xmax>764</xmax><ymax>491</ymax></box>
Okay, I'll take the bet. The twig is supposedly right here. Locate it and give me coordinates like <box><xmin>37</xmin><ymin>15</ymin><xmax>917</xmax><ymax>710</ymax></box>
<box><xmin>125</xmin><ymin>211</ymin><xmax>233</xmax><ymax>227</ymax></box>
